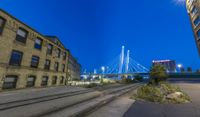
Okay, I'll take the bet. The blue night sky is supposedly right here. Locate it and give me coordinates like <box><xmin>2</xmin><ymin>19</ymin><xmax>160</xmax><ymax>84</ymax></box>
<box><xmin>0</xmin><ymin>0</ymin><xmax>199</xmax><ymax>71</ymax></box>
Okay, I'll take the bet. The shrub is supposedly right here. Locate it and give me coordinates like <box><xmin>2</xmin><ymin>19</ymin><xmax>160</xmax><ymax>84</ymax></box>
<box><xmin>133</xmin><ymin>82</ymin><xmax>191</xmax><ymax>104</ymax></box>
<box><xmin>160</xmin><ymin>82</ymin><xmax>181</xmax><ymax>95</ymax></box>
<box><xmin>149</xmin><ymin>65</ymin><xmax>168</xmax><ymax>85</ymax></box>
<box><xmin>134</xmin><ymin>74</ymin><xmax>144</xmax><ymax>82</ymax></box>
<box><xmin>121</xmin><ymin>77</ymin><xmax>135</xmax><ymax>84</ymax></box>
<box><xmin>135</xmin><ymin>85</ymin><xmax>163</xmax><ymax>102</ymax></box>
<box><xmin>84</xmin><ymin>83</ymin><xmax>98</xmax><ymax>88</ymax></box>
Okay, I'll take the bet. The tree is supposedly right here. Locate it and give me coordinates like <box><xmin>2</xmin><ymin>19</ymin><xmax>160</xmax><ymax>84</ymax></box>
<box><xmin>149</xmin><ymin>65</ymin><xmax>168</xmax><ymax>85</ymax></box>
<box><xmin>180</xmin><ymin>67</ymin><xmax>185</xmax><ymax>73</ymax></box>
<box><xmin>196</xmin><ymin>69</ymin><xmax>200</xmax><ymax>73</ymax></box>
<box><xmin>134</xmin><ymin>74</ymin><xmax>144</xmax><ymax>82</ymax></box>
<box><xmin>187</xmin><ymin>67</ymin><xmax>192</xmax><ymax>73</ymax></box>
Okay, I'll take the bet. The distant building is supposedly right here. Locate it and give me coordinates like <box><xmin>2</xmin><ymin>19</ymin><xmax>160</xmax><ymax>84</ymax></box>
<box><xmin>186</xmin><ymin>0</ymin><xmax>200</xmax><ymax>54</ymax></box>
<box><xmin>152</xmin><ymin>60</ymin><xmax>176</xmax><ymax>73</ymax></box>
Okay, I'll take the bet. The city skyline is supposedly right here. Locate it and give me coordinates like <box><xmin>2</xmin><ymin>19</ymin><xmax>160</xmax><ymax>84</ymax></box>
<box><xmin>0</xmin><ymin>0</ymin><xmax>199</xmax><ymax>71</ymax></box>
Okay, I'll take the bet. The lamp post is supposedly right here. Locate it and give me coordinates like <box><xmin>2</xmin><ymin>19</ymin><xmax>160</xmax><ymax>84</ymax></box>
<box><xmin>101</xmin><ymin>66</ymin><xmax>105</xmax><ymax>83</ymax></box>
<box><xmin>177</xmin><ymin>64</ymin><xmax>182</xmax><ymax>73</ymax></box>
<box><xmin>101</xmin><ymin>66</ymin><xmax>105</xmax><ymax>76</ymax></box>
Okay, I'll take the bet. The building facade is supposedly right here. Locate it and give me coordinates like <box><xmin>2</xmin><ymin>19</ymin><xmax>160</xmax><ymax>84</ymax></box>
<box><xmin>152</xmin><ymin>60</ymin><xmax>176</xmax><ymax>73</ymax></box>
<box><xmin>186</xmin><ymin>0</ymin><xmax>200</xmax><ymax>54</ymax></box>
<box><xmin>0</xmin><ymin>9</ymin><xmax>81</xmax><ymax>90</ymax></box>
<box><xmin>67</xmin><ymin>53</ymin><xmax>81</xmax><ymax>81</ymax></box>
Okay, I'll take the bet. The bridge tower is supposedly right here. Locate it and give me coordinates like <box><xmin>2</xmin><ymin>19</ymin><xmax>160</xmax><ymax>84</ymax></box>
<box><xmin>118</xmin><ymin>46</ymin><xmax>125</xmax><ymax>80</ymax></box>
<box><xmin>125</xmin><ymin>50</ymin><xmax>130</xmax><ymax>73</ymax></box>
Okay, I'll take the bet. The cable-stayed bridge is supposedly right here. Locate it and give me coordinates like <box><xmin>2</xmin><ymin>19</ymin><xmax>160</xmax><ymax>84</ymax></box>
<box><xmin>82</xmin><ymin>46</ymin><xmax>149</xmax><ymax>80</ymax></box>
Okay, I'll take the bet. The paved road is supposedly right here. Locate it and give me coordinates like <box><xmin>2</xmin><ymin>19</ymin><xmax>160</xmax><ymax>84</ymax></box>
<box><xmin>124</xmin><ymin>82</ymin><xmax>200</xmax><ymax>117</ymax></box>
<box><xmin>0</xmin><ymin>86</ymin><xmax>86</xmax><ymax>103</ymax></box>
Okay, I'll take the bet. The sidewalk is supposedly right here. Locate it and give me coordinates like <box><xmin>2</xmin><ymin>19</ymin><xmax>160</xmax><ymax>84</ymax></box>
<box><xmin>87</xmin><ymin>90</ymin><xmax>136</xmax><ymax>117</ymax></box>
<box><xmin>123</xmin><ymin>83</ymin><xmax>200</xmax><ymax>117</ymax></box>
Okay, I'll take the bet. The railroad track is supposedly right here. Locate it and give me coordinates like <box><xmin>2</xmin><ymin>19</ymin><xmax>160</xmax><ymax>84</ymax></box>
<box><xmin>41</xmin><ymin>83</ymin><xmax>142</xmax><ymax>117</ymax></box>
<box><xmin>0</xmin><ymin>84</ymin><xmax>125</xmax><ymax>111</ymax></box>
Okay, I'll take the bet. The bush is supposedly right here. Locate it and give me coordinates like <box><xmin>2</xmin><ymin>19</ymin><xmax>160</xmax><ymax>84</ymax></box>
<box><xmin>133</xmin><ymin>82</ymin><xmax>191</xmax><ymax>104</ymax></box>
<box><xmin>160</xmin><ymin>82</ymin><xmax>181</xmax><ymax>95</ymax></box>
<box><xmin>121</xmin><ymin>77</ymin><xmax>136</xmax><ymax>84</ymax></box>
<box><xmin>135</xmin><ymin>85</ymin><xmax>163</xmax><ymax>102</ymax></box>
<box><xmin>134</xmin><ymin>74</ymin><xmax>144</xmax><ymax>82</ymax></box>
<box><xmin>149</xmin><ymin>65</ymin><xmax>168</xmax><ymax>85</ymax></box>
<box><xmin>84</xmin><ymin>83</ymin><xmax>98</xmax><ymax>88</ymax></box>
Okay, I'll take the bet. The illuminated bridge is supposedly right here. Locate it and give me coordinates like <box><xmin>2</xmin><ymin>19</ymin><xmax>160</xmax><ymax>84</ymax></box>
<box><xmin>82</xmin><ymin>46</ymin><xmax>149</xmax><ymax>80</ymax></box>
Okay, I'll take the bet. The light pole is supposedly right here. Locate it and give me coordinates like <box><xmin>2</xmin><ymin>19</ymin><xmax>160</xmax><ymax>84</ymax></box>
<box><xmin>177</xmin><ymin>64</ymin><xmax>182</xmax><ymax>73</ymax></box>
<box><xmin>101</xmin><ymin>66</ymin><xmax>105</xmax><ymax>75</ymax></box>
<box><xmin>101</xmin><ymin>66</ymin><xmax>105</xmax><ymax>83</ymax></box>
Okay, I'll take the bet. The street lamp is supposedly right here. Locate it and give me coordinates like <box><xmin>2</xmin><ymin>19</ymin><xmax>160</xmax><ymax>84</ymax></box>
<box><xmin>101</xmin><ymin>66</ymin><xmax>105</xmax><ymax>74</ymax></box>
<box><xmin>101</xmin><ymin>66</ymin><xmax>105</xmax><ymax>83</ymax></box>
<box><xmin>177</xmin><ymin>64</ymin><xmax>182</xmax><ymax>72</ymax></box>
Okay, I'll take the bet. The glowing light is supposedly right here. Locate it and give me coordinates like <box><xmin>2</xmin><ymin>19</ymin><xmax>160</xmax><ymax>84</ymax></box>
<box><xmin>101</xmin><ymin>66</ymin><xmax>105</xmax><ymax>73</ymax></box>
<box><xmin>177</xmin><ymin>64</ymin><xmax>182</xmax><ymax>68</ymax></box>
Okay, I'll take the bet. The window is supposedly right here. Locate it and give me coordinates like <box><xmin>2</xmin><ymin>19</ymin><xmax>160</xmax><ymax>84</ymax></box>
<box><xmin>0</xmin><ymin>16</ymin><xmax>6</xmax><ymax>35</ymax></box>
<box><xmin>197</xmin><ymin>30</ymin><xmax>200</xmax><ymax>39</ymax></box>
<box><xmin>9</xmin><ymin>50</ymin><xmax>23</xmax><ymax>66</ymax></box>
<box><xmin>44</xmin><ymin>59</ymin><xmax>51</xmax><ymax>70</ymax></box>
<box><xmin>52</xmin><ymin>76</ymin><xmax>57</xmax><ymax>85</ymax></box>
<box><xmin>41</xmin><ymin>76</ymin><xmax>48</xmax><ymax>86</ymax></box>
<box><xmin>194</xmin><ymin>16</ymin><xmax>200</xmax><ymax>27</ymax></box>
<box><xmin>47</xmin><ymin>44</ymin><xmax>53</xmax><ymax>55</ymax></box>
<box><xmin>60</xmin><ymin>76</ymin><xmax>64</xmax><ymax>84</ymax></box>
<box><xmin>2</xmin><ymin>76</ymin><xmax>18</xmax><ymax>89</ymax></box>
<box><xmin>54</xmin><ymin>62</ymin><xmax>59</xmax><ymax>71</ymax></box>
<box><xmin>31</xmin><ymin>56</ymin><xmax>40</xmax><ymax>68</ymax></box>
<box><xmin>34</xmin><ymin>38</ymin><xmax>43</xmax><ymax>50</ymax></box>
<box><xmin>63</xmin><ymin>52</ymin><xmax>67</xmax><ymax>60</ymax></box>
<box><xmin>26</xmin><ymin>76</ymin><xmax>36</xmax><ymax>87</ymax></box>
<box><xmin>56</xmin><ymin>48</ymin><xmax>61</xmax><ymax>58</ymax></box>
<box><xmin>15</xmin><ymin>28</ymin><xmax>28</xmax><ymax>43</ymax></box>
<box><xmin>62</xmin><ymin>64</ymin><xmax>65</xmax><ymax>72</ymax></box>
<box><xmin>191</xmin><ymin>7</ymin><xmax>198</xmax><ymax>16</ymax></box>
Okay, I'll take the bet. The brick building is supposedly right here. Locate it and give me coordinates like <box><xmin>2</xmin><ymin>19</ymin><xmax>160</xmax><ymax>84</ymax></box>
<box><xmin>0</xmin><ymin>9</ymin><xmax>81</xmax><ymax>90</ymax></box>
<box><xmin>68</xmin><ymin>53</ymin><xmax>81</xmax><ymax>81</ymax></box>
<box><xmin>186</xmin><ymin>0</ymin><xmax>200</xmax><ymax>54</ymax></box>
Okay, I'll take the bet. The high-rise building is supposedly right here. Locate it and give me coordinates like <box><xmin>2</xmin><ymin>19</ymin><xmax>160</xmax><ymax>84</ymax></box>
<box><xmin>0</xmin><ymin>9</ymin><xmax>81</xmax><ymax>90</ymax></box>
<box><xmin>152</xmin><ymin>60</ymin><xmax>176</xmax><ymax>73</ymax></box>
<box><xmin>186</xmin><ymin>0</ymin><xmax>200</xmax><ymax>54</ymax></box>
